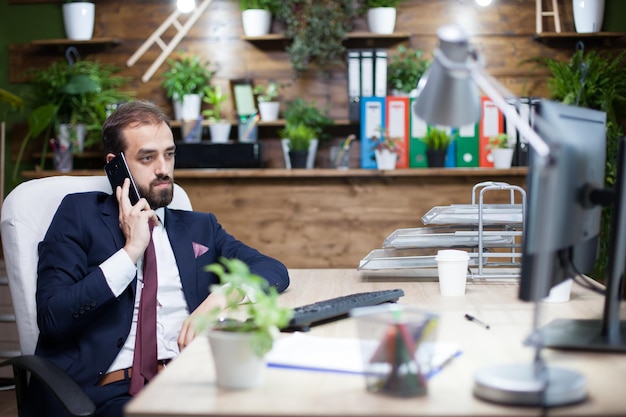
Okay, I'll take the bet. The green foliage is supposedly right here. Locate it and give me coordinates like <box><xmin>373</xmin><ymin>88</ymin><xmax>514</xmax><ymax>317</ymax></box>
<box><xmin>371</xmin><ymin>126</ymin><xmax>403</xmax><ymax>153</ymax></box>
<box><xmin>387</xmin><ymin>45</ymin><xmax>430</xmax><ymax>94</ymax></box>
<box><xmin>276</xmin><ymin>0</ymin><xmax>357</xmax><ymax>75</ymax></box>
<box><xmin>239</xmin><ymin>0</ymin><xmax>279</xmax><ymax>12</ymax></box>
<box><xmin>359</xmin><ymin>0</ymin><xmax>405</xmax><ymax>12</ymax></box>
<box><xmin>282</xmin><ymin>98</ymin><xmax>333</xmax><ymax>140</ymax></box>
<box><xmin>279</xmin><ymin>123</ymin><xmax>317</xmax><ymax>151</ymax></box>
<box><xmin>162</xmin><ymin>54</ymin><xmax>214</xmax><ymax>99</ymax></box>
<box><xmin>252</xmin><ymin>81</ymin><xmax>280</xmax><ymax>102</ymax></box>
<box><xmin>15</xmin><ymin>59</ymin><xmax>131</xmax><ymax>178</ymax></box>
<box><xmin>423</xmin><ymin>127</ymin><xmax>452</xmax><ymax>151</ymax></box>
<box><xmin>526</xmin><ymin>49</ymin><xmax>626</xmax><ymax>279</ymax></box>
<box><xmin>202</xmin><ymin>85</ymin><xmax>229</xmax><ymax>122</ymax></box>
<box><xmin>0</xmin><ymin>87</ymin><xmax>24</xmax><ymax>120</ymax></box>
<box><xmin>195</xmin><ymin>258</ymin><xmax>293</xmax><ymax>358</ymax></box>
<box><xmin>486</xmin><ymin>133</ymin><xmax>510</xmax><ymax>150</ymax></box>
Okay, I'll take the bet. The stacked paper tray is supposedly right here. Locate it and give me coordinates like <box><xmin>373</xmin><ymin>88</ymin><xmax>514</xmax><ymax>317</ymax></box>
<box><xmin>421</xmin><ymin>204</ymin><xmax>524</xmax><ymax>225</ymax></box>
<box><xmin>383</xmin><ymin>226</ymin><xmax>519</xmax><ymax>249</ymax></box>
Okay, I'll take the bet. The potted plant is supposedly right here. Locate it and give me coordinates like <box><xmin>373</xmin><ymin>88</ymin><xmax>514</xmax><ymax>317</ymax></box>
<box><xmin>14</xmin><ymin>59</ymin><xmax>131</xmax><ymax>179</ymax></box>
<box><xmin>162</xmin><ymin>53</ymin><xmax>214</xmax><ymax>121</ymax></box>
<box><xmin>387</xmin><ymin>45</ymin><xmax>430</xmax><ymax>96</ymax></box>
<box><xmin>279</xmin><ymin>123</ymin><xmax>317</xmax><ymax>169</ymax></box>
<box><xmin>423</xmin><ymin>127</ymin><xmax>451</xmax><ymax>168</ymax></box>
<box><xmin>202</xmin><ymin>84</ymin><xmax>232</xmax><ymax>143</ymax></box>
<box><xmin>240</xmin><ymin>0</ymin><xmax>278</xmax><ymax>37</ymax></box>
<box><xmin>276</xmin><ymin>0</ymin><xmax>358</xmax><ymax>75</ymax></box>
<box><xmin>486</xmin><ymin>133</ymin><xmax>514</xmax><ymax>169</ymax></box>
<box><xmin>371</xmin><ymin>127</ymin><xmax>402</xmax><ymax>170</ymax></box>
<box><xmin>359</xmin><ymin>0</ymin><xmax>406</xmax><ymax>34</ymax></box>
<box><xmin>253</xmin><ymin>81</ymin><xmax>281</xmax><ymax>121</ymax></box>
<box><xmin>62</xmin><ymin>1</ymin><xmax>95</xmax><ymax>41</ymax></box>
<box><xmin>194</xmin><ymin>257</ymin><xmax>293</xmax><ymax>389</ymax></box>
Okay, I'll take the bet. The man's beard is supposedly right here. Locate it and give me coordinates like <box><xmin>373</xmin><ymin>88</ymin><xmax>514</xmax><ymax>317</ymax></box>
<box><xmin>138</xmin><ymin>175</ymin><xmax>174</xmax><ymax>209</ymax></box>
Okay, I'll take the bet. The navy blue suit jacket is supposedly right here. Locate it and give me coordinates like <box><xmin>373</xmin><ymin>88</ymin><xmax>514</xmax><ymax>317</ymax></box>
<box><xmin>32</xmin><ymin>191</ymin><xmax>289</xmax><ymax>411</ymax></box>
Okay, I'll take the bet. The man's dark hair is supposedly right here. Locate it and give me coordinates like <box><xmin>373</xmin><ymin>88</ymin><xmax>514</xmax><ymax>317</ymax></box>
<box><xmin>102</xmin><ymin>100</ymin><xmax>171</xmax><ymax>155</ymax></box>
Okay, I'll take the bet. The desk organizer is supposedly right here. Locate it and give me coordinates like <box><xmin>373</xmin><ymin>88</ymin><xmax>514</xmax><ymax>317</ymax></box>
<box><xmin>359</xmin><ymin>182</ymin><xmax>526</xmax><ymax>279</ymax></box>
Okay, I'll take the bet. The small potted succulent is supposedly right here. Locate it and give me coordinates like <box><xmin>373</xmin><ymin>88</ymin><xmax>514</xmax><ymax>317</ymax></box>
<box><xmin>252</xmin><ymin>81</ymin><xmax>281</xmax><ymax>121</ymax></box>
<box><xmin>194</xmin><ymin>257</ymin><xmax>293</xmax><ymax>389</ymax></box>
<box><xmin>279</xmin><ymin>123</ymin><xmax>317</xmax><ymax>169</ymax></box>
<box><xmin>486</xmin><ymin>133</ymin><xmax>514</xmax><ymax>169</ymax></box>
<box><xmin>240</xmin><ymin>0</ymin><xmax>279</xmax><ymax>36</ymax></box>
<box><xmin>202</xmin><ymin>85</ymin><xmax>231</xmax><ymax>143</ymax></box>
<box><xmin>360</xmin><ymin>0</ymin><xmax>406</xmax><ymax>34</ymax></box>
<box><xmin>162</xmin><ymin>54</ymin><xmax>214</xmax><ymax>121</ymax></box>
<box><xmin>423</xmin><ymin>127</ymin><xmax>452</xmax><ymax>168</ymax></box>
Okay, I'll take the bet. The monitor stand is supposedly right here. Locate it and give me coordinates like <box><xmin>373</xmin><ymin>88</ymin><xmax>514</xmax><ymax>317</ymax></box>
<box><xmin>540</xmin><ymin>318</ymin><xmax>626</xmax><ymax>352</ymax></box>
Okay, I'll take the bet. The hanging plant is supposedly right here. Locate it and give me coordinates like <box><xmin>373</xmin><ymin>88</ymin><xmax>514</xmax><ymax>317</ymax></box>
<box><xmin>276</xmin><ymin>0</ymin><xmax>357</xmax><ymax>76</ymax></box>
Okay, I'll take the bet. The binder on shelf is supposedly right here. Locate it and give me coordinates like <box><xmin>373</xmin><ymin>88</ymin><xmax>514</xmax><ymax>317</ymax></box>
<box><xmin>360</xmin><ymin>96</ymin><xmax>385</xmax><ymax>169</ymax></box>
<box><xmin>478</xmin><ymin>96</ymin><xmax>504</xmax><ymax>167</ymax></box>
<box><xmin>360</xmin><ymin>49</ymin><xmax>374</xmax><ymax>98</ymax></box>
<box><xmin>347</xmin><ymin>49</ymin><xmax>361</xmax><ymax>122</ymax></box>
<box><xmin>409</xmin><ymin>98</ymin><xmax>428</xmax><ymax>168</ymax></box>
<box><xmin>374</xmin><ymin>49</ymin><xmax>387</xmax><ymax>98</ymax></box>
<box><xmin>386</xmin><ymin>96</ymin><xmax>409</xmax><ymax>168</ymax></box>
<box><xmin>455</xmin><ymin>122</ymin><xmax>479</xmax><ymax>167</ymax></box>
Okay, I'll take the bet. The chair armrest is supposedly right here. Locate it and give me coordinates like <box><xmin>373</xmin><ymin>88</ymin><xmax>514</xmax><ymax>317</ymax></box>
<box><xmin>1</xmin><ymin>355</ymin><xmax>96</xmax><ymax>417</ymax></box>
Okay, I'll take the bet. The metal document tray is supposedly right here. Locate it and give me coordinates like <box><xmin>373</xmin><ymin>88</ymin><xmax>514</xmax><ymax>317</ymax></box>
<box><xmin>383</xmin><ymin>226</ymin><xmax>519</xmax><ymax>248</ymax></box>
<box><xmin>421</xmin><ymin>204</ymin><xmax>524</xmax><ymax>225</ymax></box>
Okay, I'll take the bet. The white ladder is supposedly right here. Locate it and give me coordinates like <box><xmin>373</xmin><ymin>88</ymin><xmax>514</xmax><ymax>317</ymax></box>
<box><xmin>536</xmin><ymin>0</ymin><xmax>562</xmax><ymax>34</ymax></box>
<box><xmin>126</xmin><ymin>0</ymin><xmax>214</xmax><ymax>82</ymax></box>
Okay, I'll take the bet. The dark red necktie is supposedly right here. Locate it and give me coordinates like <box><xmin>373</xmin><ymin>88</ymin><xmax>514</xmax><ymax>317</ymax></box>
<box><xmin>130</xmin><ymin>223</ymin><xmax>158</xmax><ymax>395</ymax></box>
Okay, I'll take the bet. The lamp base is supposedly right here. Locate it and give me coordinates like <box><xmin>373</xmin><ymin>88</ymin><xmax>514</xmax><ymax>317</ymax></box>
<box><xmin>473</xmin><ymin>363</ymin><xmax>587</xmax><ymax>407</ymax></box>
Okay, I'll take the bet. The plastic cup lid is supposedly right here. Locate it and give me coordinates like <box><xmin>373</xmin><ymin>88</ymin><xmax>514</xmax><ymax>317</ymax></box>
<box><xmin>435</xmin><ymin>249</ymin><xmax>470</xmax><ymax>261</ymax></box>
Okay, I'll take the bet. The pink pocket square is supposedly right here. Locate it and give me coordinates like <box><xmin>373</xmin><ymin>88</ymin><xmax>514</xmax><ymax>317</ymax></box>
<box><xmin>192</xmin><ymin>242</ymin><xmax>209</xmax><ymax>258</ymax></box>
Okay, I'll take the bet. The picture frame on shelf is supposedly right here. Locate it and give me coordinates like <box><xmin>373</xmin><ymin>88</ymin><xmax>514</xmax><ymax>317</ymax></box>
<box><xmin>230</xmin><ymin>79</ymin><xmax>257</xmax><ymax>117</ymax></box>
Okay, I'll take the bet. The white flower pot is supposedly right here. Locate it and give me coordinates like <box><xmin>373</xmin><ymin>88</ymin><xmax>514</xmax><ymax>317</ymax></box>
<box><xmin>208</xmin><ymin>331</ymin><xmax>266</xmax><ymax>389</ymax></box>
<box><xmin>281</xmin><ymin>138</ymin><xmax>318</xmax><ymax>169</ymax></box>
<box><xmin>173</xmin><ymin>94</ymin><xmax>202</xmax><ymax>121</ymax></box>
<box><xmin>491</xmin><ymin>148</ymin><xmax>514</xmax><ymax>169</ymax></box>
<box><xmin>258</xmin><ymin>101</ymin><xmax>280</xmax><ymax>122</ymax></box>
<box><xmin>573</xmin><ymin>0</ymin><xmax>605</xmax><ymax>33</ymax></box>
<box><xmin>242</xmin><ymin>9</ymin><xmax>272</xmax><ymax>37</ymax></box>
<box><xmin>62</xmin><ymin>2</ymin><xmax>95</xmax><ymax>41</ymax></box>
<box><xmin>374</xmin><ymin>149</ymin><xmax>397</xmax><ymax>170</ymax></box>
<box><xmin>209</xmin><ymin>122</ymin><xmax>232</xmax><ymax>143</ymax></box>
<box><xmin>367</xmin><ymin>7</ymin><xmax>396</xmax><ymax>35</ymax></box>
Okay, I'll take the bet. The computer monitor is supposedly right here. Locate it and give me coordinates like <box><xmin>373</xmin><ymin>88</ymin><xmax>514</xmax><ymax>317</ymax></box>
<box><xmin>520</xmin><ymin>99</ymin><xmax>626</xmax><ymax>351</ymax></box>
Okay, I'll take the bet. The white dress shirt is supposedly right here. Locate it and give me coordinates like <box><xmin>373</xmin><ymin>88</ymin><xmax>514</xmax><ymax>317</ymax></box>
<box><xmin>100</xmin><ymin>208</ymin><xmax>190</xmax><ymax>372</ymax></box>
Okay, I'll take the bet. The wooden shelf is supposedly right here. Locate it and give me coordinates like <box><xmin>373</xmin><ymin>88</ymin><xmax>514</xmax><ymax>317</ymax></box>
<box><xmin>30</xmin><ymin>37</ymin><xmax>122</xmax><ymax>47</ymax></box>
<box><xmin>534</xmin><ymin>31</ymin><xmax>624</xmax><ymax>45</ymax></box>
<box><xmin>242</xmin><ymin>32</ymin><xmax>410</xmax><ymax>49</ymax></box>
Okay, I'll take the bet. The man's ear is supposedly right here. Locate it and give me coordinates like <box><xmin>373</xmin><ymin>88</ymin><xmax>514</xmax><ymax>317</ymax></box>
<box><xmin>105</xmin><ymin>153</ymin><xmax>116</xmax><ymax>163</ymax></box>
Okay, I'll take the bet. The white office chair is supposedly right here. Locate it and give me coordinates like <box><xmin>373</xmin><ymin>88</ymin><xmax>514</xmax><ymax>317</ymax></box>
<box><xmin>0</xmin><ymin>175</ymin><xmax>192</xmax><ymax>417</ymax></box>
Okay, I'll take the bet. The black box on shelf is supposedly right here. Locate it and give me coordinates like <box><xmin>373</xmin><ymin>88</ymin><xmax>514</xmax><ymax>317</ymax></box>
<box><xmin>174</xmin><ymin>142</ymin><xmax>262</xmax><ymax>169</ymax></box>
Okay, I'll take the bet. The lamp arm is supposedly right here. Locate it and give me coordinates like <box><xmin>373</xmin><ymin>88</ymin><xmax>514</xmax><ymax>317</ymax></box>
<box><xmin>468</xmin><ymin>65</ymin><xmax>550</xmax><ymax>159</ymax></box>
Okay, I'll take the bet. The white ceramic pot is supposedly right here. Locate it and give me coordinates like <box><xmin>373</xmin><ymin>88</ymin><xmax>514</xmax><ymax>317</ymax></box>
<box><xmin>62</xmin><ymin>2</ymin><xmax>95</xmax><ymax>41</ymax></box>
<box><xmin>242</xmin><ymin>9</ymin><xmax>272</xmax><ymax>37</ymax></box>
<box><xmin>209</xmin><ymin>122</ymin><xmax>232</xmax><ymax>143</ymax></box>
<box><xmin>258</xmin><ymin>101</ymin><xmax>280</xmax><ymax>122</ymax></box>
<box><xmin>374</xmin><ymin>149</ymin><xmax>397</xmax><ymax>170</ymax></box>
<box><xmin>491</xmin><ymin>148</ymin><xmax>514</xmax><ymax>169</ymax></box>
<box><xmin>573</xmin><ymin>0</ymin><xmax>605</xmax><ymax>33</ymax></box>
<box><xmin>367</xmin><ymin>7</ymin><xmax>396</xmax><ymax>35</ymax></box>
<box><xmin>208</xmin><ymin>331</ymin><xmax>266</xmax><ymax>389</ymax></box>
<box><xmin>281</xmin><ymin>138</ymin><xmax>318</xmax><ymax>169</ymax></box>
<box><xmin>173</xmin><ymin>94</ymin><xmax>202</xmax><ymax>121</ymax></box>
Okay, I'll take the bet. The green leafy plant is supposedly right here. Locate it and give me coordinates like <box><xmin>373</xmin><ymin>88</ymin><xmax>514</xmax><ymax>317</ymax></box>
<box><xmin>194</xmin><ymin>257</ymin><xmax>293</xmax><ymax>357</ymax></box>
<box><xmin>359</xmin><ymin>0</ymin><xmax>405</xmax><ymax>12</ymax></box>
<box><xmin>423</xmin><ymin>127</ymin><xmax>452</xmax><ymax>151</ymax></box>
<box><xmin>486</xmin><ymin>133</ymin><xmax>510</xmax><ymax>151</ymax></box>
<box><xmin>202</xmin><ymin>85</ymin><xmax>229</xmax><ymax>122</ymax></box>
<box><xmin>371</xmin><ymin>126</ymin><xmax>403</xmax><ymax>154</ymax></box>
<box><xmin>387</xmin><ymin>45</ymin><xmax>430</xmax><ymax>94</ymax></box>
<box><xmin>253</xmin><ymin>81</ymin><xmax>280</xmax><ymax>103</ymax></box>
<box><xmin>15</xmin><ymin>59</ymin><xmax>131</xmax><ymax>178</ymax></box>
<box><xmin>282</xmin><ymin>98</ymin><xmax>333</xmax><ymax>141</ymax></box>
<box><xmin>162</xmin><ymin>54</ymin><xmax>214</xmax><ymax>100</ymax></box>
<box><xmin>239</xmin><ymin>0</ymin><xmax>279</xmax><ymax>11</ymax></box>
<box><xmin>525</xmin><ymin>49</ymin><xmax>626</xmax><ymax>279</ymax></box>
<box><xmin>279</xmin><ymin>123</ymin><xmax>317</xmax><ymax>152</ymax></box>
<box><xmin>0</xmin><ymin>87</ymin><xmax>24</xmax><ymax>120</ymax></box>
<box><xmin>276</xmin><ymin>0</ymin><xmax>357</xmax><ymax>75</ymax></box>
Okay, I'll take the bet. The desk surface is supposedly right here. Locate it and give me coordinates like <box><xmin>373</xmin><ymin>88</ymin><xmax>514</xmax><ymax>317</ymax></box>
<box><xmin>125</xmin><ymin>269</ymin><xmax>625</xmax><ymax>417</ymax></box>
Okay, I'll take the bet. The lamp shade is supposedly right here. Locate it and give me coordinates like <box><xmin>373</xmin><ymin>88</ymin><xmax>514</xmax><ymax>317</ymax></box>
<box><xmin>413</xmin><ymin>25</ymin><xmax>481</xmax><ymax>127</ymax></box>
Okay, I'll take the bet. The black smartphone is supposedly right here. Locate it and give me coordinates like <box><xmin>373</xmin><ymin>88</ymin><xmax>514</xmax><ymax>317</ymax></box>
<box><xmin>104</xmin><ymin>152</ymin><xmax>141</xmax><ymax>205</ymax></box>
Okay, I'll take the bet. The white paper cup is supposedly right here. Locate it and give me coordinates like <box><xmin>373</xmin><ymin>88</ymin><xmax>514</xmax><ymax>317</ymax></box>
<box><xmin>542</xmin><ymin>278</ymin><xmax>573</xmax><ymax>303</ymax></box>
<box><xmin>435</xmin><ymin>250</ymin><xmax>469</xmax><ymax>296</ymax></box>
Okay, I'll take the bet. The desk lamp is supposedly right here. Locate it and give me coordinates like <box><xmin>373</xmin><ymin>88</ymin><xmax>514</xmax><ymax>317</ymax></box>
<box><xmin>413</xmin><ymin>24</ymin><xmax>586</xmax><ymax>407</ymax></box>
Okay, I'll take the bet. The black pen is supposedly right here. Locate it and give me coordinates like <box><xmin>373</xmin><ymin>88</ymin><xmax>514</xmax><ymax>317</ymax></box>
<box><xmin>465</xmin><ymin>314</ymin><xmax>490</xmax><ymax>330</ymax></box>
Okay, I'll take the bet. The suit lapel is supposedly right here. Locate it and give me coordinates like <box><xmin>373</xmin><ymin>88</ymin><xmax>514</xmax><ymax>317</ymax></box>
<box><xmin>164</xmin><ymin>208</ymin><xmax>199</xmax><ymax>308</ymax></box>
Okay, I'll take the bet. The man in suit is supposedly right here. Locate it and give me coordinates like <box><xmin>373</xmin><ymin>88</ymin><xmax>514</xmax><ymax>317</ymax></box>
<box><xmin>28</xmin><ymin>100</ymin><xmax>290</xmax><ymax>417</ymax></box>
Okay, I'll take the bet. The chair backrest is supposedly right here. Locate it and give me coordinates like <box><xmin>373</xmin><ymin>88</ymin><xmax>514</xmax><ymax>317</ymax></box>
<box><xmin>0</xmin><ymin>176</ymin><xmax>192</xmax><ymax>356</ymax></box>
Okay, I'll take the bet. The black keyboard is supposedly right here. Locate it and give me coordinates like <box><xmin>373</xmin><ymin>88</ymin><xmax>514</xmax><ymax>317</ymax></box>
<box><xmin>283</xmin><ymin>289</ymin><xmax>405</xmax><ymax>332</ymax></box>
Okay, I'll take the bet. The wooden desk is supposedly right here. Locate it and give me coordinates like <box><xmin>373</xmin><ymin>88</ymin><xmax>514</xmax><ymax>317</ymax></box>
<box><xmin>125</xmin><ymin>269</ymin><xmax>625</xmax><ymax>416</ymax></box>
